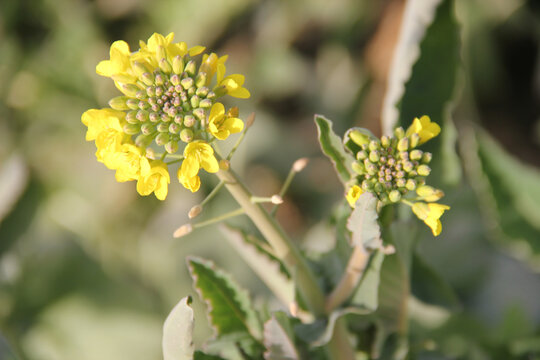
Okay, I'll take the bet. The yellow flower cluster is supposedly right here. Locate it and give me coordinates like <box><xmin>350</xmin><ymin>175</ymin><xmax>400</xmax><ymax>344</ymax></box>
<box><xmin>345</xmin><ymin>116</ymin><xmax>450</xmax><ymax>236</ymax></box>
<box><xmin>82</xmin><ymin>33</ymin><xmax>249</xmax><ymax>199</ymax></box>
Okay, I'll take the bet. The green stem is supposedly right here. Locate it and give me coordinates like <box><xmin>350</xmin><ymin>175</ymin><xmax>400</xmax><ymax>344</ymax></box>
<box><xmin>216</xmin><ymin>168</ymin><xmax>356</xmax><ymax>359</ymax></box>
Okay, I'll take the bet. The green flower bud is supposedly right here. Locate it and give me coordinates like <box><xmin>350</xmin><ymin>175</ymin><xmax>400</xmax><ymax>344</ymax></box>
<box><xmin>403</xmin><ymin>161</ymin><xmax>414</xmax><ymax>172</ymax></box>
<box><xmin>394</xmin><ymin>126</ymin><xmax>405</xmax><ymax>139</ymax></box>
<box><xmin>196</xmin><ymin>87</ymin><xmax>210</xmax><ymax>97</ymax></box>
<box><xmin>192</xmin><ymin>108</ymin><xmax>205</xmax><ymax>121</ymax></box>
<box><xmin>149</xmin><ymin>112</ymin><xmax>159</xmax><ymax>123</ymax></box>
<box><xmin>174</xmin><ymin>114</ymin><xmax>183</xmax><ymax>124</ymax></box>
<box><xmin>108</xmin><ymin>96</ymin><xmax>130</xmax><ymax>110</ymax></box>
<box><xmin>141</xmin><ymin>72</ymin><xmax>155</xmax><ymax>86</ymax></box>
<box><xmin>184</xmin><ymin>60</ymin><xmax>197</xmax><ymax>76</ymax></box>
<box><xmin>417</xmin><ymin>164</ymin><xmax>431</xmax><ymax>176</ymax></box>
<box><xmin>180</xmin><ymin>128</ymin><xmax>194</xmax><ymax>143</ymax></box>
<box><xmin>405</xmin><ymin>179</ymin><xmax>417</xmax><ymax>191</ymax></box>
<box><xmin>366</xmin><ymin>163</ymin><xmax>377</xmax><ymax>176</ymax></box>
<box><xmin>157</xmin><ymin>123</ymin><xmax>169</xmax><ymax>132</ymax></box>
<box><xmin>135</xmin><ymin>90</ymin><xmax>147</xmax><ymax>100</ymax></box>
<box><xmin>135</xmin><ymin>134</ymin><xmax>153</xmax><ymax>147</ymax></box>
<box><xmin>141</xmin><ymin>123</ymin><xmax>154</xmax><ymax>135</ymax></box>
<box><xmin>121</xmin><ymin>84</ymin><xmax>140</xmax><ymax>97</ymax></box>
<box><xmin>352</xmin><ymin>162</ymin><xmax>365</xmax><ymax>174</ymax></box>
<box><xmin>369</xmin><ymin>151</ymin><xmax>380</xmax><ymax>163</ymax></box>
<box><xmin>138</xmin><ymin>100</ymin><xmax>150</xmax><ymax>110</ymax></box>
<box><xmin>374</xmin><ymin>183</ymin><xmax>383</xmax><ymax>193</ymax></box>
<box><xmin>170</xmin><ymin>74</ymin><xmax>181</xmax><ymax>86</ymax></box>
<box><xmin>409</xmin><ymin>133</ymin><xmax>420</xmax><ymax>148</ymax></box>
<box><xmin>410</xmin><ymin>149</ymin><xmax>423</xmax><ymax>161</ymax></box>
<box><xmin>136</xmin><ymin>110</ymin><xmax>149</xmax><ymax>122</ymax></box>
<box><xmin>172</xmin><ymin>55</ymin><xmax>184</xmax><ymax>74</ymax></box>
<box><xmin>181</xmin><ymin>77</ymin><xmax>194</xmax><ymax>90</ymax></box>
<box><xmin>195</xmin><ymin>72</ymin><xmax>207</xmax><ymax>88</ymax></box>
<box><xmin>126</xmin><ymin>98</ymin><xmax>139</xmax><ymax>110</ymax></box>
<box><xmin>126</xmin><ymin>111</ymin><xmax>138</xmax><ymax>124</ymax></box>
<box><xmin>184</xmin><ymin>115</ymin><xmax>196</xmax><ymax>127</ymax></box>
<box><xmin>369</xmin><ymin>140</ymin><xmax>380</xmax><ymax>151</ymax></box>
<box><xmin>199</xmin><ymin>99</ymin><xmax>212</xmax><ymax>108</ymax></box>
<box><xmin>132</xmin><ymin>61</ymin><xmax>149</xmax><ymax>77</ymax></box>
<box><xmin>123</xmin><ymin>123</ymin><xmax>140</xmax><ymax>135</ymax></box>
<box><xmin>356</xmin><ymin>150</ymin><xmax>368</xmax><ymax>160</ymax></box>
<box><xmin>389</xmin><ymin>190</ymin><xmax>401</xmax><ymax>203</ymax></box>
<box><xmin>169</xmin><ymin>123</ymin><xmax>181</xmax><ymax>134</ymax></box>
<box><xmin>155</xmin><ymin>132</ymin><xmax>170</xmax><ymax>146</ymax></box>
<box><xmin>379</xmin><ymin>193</ymin><xmax>389</xmax><ymax>203</ymax></box>
<box><xmin>396</xmin><ymin>178</ymin><xmax>406</xmax><ymax>188</ymax></box>
<box><xmin>190</xmin><ymin>95</ymin><xmax>200</xmax><ymax>108</ymax></box>
<box><xmin>159</xmin><ymin>58</ymin><xmax>172</xmax><ymax>73</ymax></box>
<box><xmin>422</xmin><ymin>152</ymin><xmax>432</xmax><ymax>164</ymax></box>
<box><xmin>381</xmin><ymin>135</ymin><xmax>390</xmax><ymax>148</ymax></box>
<box><xmin>397</xmin><ymin>137</ymin><xmax>409</xmax><ymax>152</ymax></box>
<box><xmin>155</xmin><ymin>73</ymin><xmax>165</xmax><ymax>86</ymax></box>
<box><xmin>349</xmin><ymin>130</ymin><xmax>371</xmax><ymax>146</ymax></box>
<box><xmin>165</xmin><ymin>141</ymin><xmax>179</xmax><ymax>154</ymax></box>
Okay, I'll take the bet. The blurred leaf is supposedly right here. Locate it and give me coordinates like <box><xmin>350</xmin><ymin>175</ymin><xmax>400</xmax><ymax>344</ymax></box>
<box><xmin>510</xmin><ymin>337</ymin><xmax>540</xmax><ymax>356</ymax></box>
<box><xmin>0</xmin><ymin>153</ymin><xmax>28</xmax><ymax>224</ymax></box>
<box><xmin>194</xmin><ymin>351</ymin><xmax>226</xmax><ymax>360</ymax></box>
<box><xmin>0</xmin><ymin>334</ymin><xmax>18</xmax><ymax>360</ymax></box>
<box><xmin>411</xmin><ymin>253</ymin><xmax>460</xmax><ymax>310</ymax></box>
<box><xmin>263</xmin><ymin>312</ymin><xmax>299</xmax><ymax>360</ymax></box>
<box><xmin>162</xmin><ymin>296</ymin><xmax>194</xmax><ymax>360</ymax></box>
<box><xmin>346</xmin><ymin>193</ymin><xmax>381</xmax><ymax>249</ymax></box>
<box><xmin>221</xmin><ymin>225</ymin><xmax>293</xmax><ymax>307</ymax></box>
<box><xmin>314</xmin><ymin>114</ymin><xmax>355</xmax><ymax>185</ymax></box>
<box><xmin>382</xmin><ymin>0</ymin><xmax>459</xmax><ymax>133</ymax></box>
<box><xmin>350</xmin><ymin>250</ymin><xmax>385</xmax><ymax>311</ymax></box>
<box><xmin>187</xmin><ymin>256</ymin><xmax>262</xmax><ymax>341</ymax></box>
<box><xmin>476</xmin><ymin>131</ymin><xmax>540</xmax><ymax>253</ymax></box>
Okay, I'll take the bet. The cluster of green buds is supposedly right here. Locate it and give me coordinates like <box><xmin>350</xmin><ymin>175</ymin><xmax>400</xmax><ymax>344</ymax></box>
<box><xmin>348</xmin><ymin>126</ymin><xmax>433</xmax><ymax>205</ymax></box>
<box><xmin>109</xmin><ymin>58</ymin><xmax>217</xmax><ymax>155</ymax></box>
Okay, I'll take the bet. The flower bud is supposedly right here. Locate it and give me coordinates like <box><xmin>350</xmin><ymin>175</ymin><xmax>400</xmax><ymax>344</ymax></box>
<box><xmin>394</xmin><ymin>126</ymin><xmax>405</xmax><ymax>139</ymax></box>
<box><xmin>417</xmin><ymin>165</ymin><xmax>431</xmax><ymax>176</ymax></box>
<box><xmin>165</xmin><ymin>141</ymin><xmax>179</xmax><ymax>154</ymax></box>
<box><xmin>123</xmin><ymin>123</ymin><xmax>140</xmax><ymax>135</ymax></box>
<box><xmin>389</xmin><ymin>190</ymin><xmax>401</xmax><ymax>203</ymax></box>
<box><xmin>108</xmin><ymin>96</ymin><xmax>130</xmax><ymax>110</ymax></box>
<box><xmin>422</xmin><ymin>152</ymin><xmax>432</xmax><ymax>164</ymax></box>
<box><xmin>141</xmin><ymin>72</ymin><xmax>154</xmax><ymax>86</ymax></box>
<box><xmin>188</xmin><ymin>205</ymin><xmax>202</xmax><ymax>219</ymax></box>
<box><xmin>159</xmin><ymin>58</ymin><xmax>172</xmax><ymax>73</ymax></box>
<box><xmin>195</xmin><ymin>72</ymin><xmax>207</xmax><ymax>88</ymax></box>
<box><xmin>126</xmin><ymin>111</ymin><xmax>138</xmax><ymax>124</ymax></box>
<box><xmin>140</xmin><ymin>123</ymin><xmax>154</xmax><ymax>135</ymax></box>
<box><xmin>181</xmin><ymin>77</ymin><xmax>194</xmax><ymax>90</ymax></box>
<box><xmin>184</xmin><ymin>115</ymin><xmax>196</xmax><ymax>127</ymax></box>
<box><xmin>381</xmin><ymin>135</ymin><xmax>390</xmax><ymax>148</ymax></box>
<box><xmin>149</xmin><ymin>112</ymin><xmax>160</xmax><ymax>123</ymax></box>
<box><xmin>356</xmin><ymin>150</ymin><xmax>367</xmax><ymax>160</ymax></box>
<box><xmin>349</xmin><ymin>130</ymin><xmax>371</xmax><ymax>146</ymax></box>
<box><xmin>126</xmin><ymin>98</ymin><xmax>139</xmax><ymax>110</ymax></box>
<box><xmin>180</xmin><ymin>129</ymin><xmax>194</xmax><ymax>143</ymax></box>
<box><xmin>403</xmin><ymin>161</ymin><xmax>414</xmax><ymax>172</ymax></box>
<box><xmin>369</xmin><ymin>151</ymin><xmax>380</xmax><ymax>163</ymax></box>
<box><xmin>405</xmin><ymin>179</ymin><xmax>417</xmax><ymax>191</ymax></box>
<box><xmin>196</xmin><ymin>87</ymin><xmax>209</xmax><ymax>98</ymax></box>
<box><xmin>410</xmin><ymin>133</ymin><xmax>420</xmax><ymax>148</ymax></box>
<box><xmin>121</xmin><ymin>84</ymin><xmax>140</xmax><ymax>97</ymax></box>
<box><xmin>136</xmin><ymin>110</ymin><xmax>149</xmax><ymax>122</ymax></box>
<box><xmin>293</xmin><ymin>158</ymin><xmax>309</xmax><ymax>172</ymax></box>
<box><xmin>352</xmin><ymin>162</ymin><xmax>365</xmax><ymax>174</ymax></box>
<box><xmin>368</xmin><ymin>140</ymin><xmax>379</xmax><ymax>151</ymax></box>
<box><xmin>397</xmin><ymin>137</ymin><xmax>409</xmax><ymax>152</ymax></box>
<box><xmin>192</xmin><ymin>108</ymin><xmax>206</xmax><ymax>121</ymax></box>
<box><xmin>172</xmin><ymin>55</ymin><xmax>184</xmax><ymax>74</ymax></box>
<box><xmin>416</xmin><ymin>185</ymin><xmax>444</xmax><ymax>202</ymax></box>
<box><xmin>135</xmin><ymin>134</ymin><xmax>153</xmax><ymax>147</ymax></box>
<box><xmin>155</xmin><ymin>132</ymin><xmax>170</xmax><ymax>146</ymax></box>
<box><xmin>157</xmin><ymin>123</ymin><xmax>169</xmax><ymax>132</ymax></box>
<box><xmin>184</xmin><ymin>60</ymin><xmax>197</xmax><ymax>76</ymax></box>
<box><xmin>410</xmin><ymin>149</ymin><xmax>423</xmax><ymax>161</ymax></box>
<box><xmin>132</xmin><ymin>61</ymin><xmax>148</xmax><ymax>77</ymax></box>
<box><xmin>190</xmin><ymin>95</ymin><xmax>200</xmax><ymax>108</ymax></box>
<box><xmin>199</xmin><ymin>99</ymin><xmax>212</xmax><ymax>109</ymax></box>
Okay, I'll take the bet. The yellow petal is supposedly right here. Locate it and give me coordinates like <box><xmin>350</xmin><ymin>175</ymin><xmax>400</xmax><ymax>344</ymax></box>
<box><xmin>223</xmin><ymin>117</ymin><xmax>244</xmax><ymax>134</ymax></box>
<box><xmin>209</xmin><ymin>102</ymin><xmax>225</xmax><ymax>121</ymax></box>
<box><xmin>405</xmin><ymin>115</ymin><xmax>440</xmax><ymax>145</ymax></box>
<box><xmin>346</xmin><ymin>185</ymin><xmax>363</xmax><ymax>208</ymax></box>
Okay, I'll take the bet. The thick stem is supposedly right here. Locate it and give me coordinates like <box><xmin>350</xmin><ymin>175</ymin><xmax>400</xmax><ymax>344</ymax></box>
<box><xmin>325</xmin><ymin>246</ymin><xmax>370</xmax><ymax>313</ymax></box>
<box><xmin>216</xmin><ymin>168</ymin><xmax>326</xmax><ymax>315</ymax></box>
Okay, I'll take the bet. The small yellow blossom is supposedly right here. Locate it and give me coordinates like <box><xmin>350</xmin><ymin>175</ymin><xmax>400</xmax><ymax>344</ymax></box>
<box><xmin>200</xmin><ymin>53</ymin><xmax>228</xmax><ymax>85</ymax></box>
<box><xmin>136</xmin><ymin>159</ymin><xmax>170</xmax><ymax>200</ymax></box>
<box><xmin>110</xmin><ymin>144</ymin><xmax>144</xmax><ymax>182</ymax></box>
<box><xmin>95</xmin><ymin>129</ymin><xmax>126</xmax><ymax>166</ymax></box>
<box><xmin>178</xmin><ymin>141</ymin><xmax>219</xmax><ymax>192</ymax></box>
<box><xmin>180</xmin><ymin>174</ymin><xmax>202</xmax><ymax>193</ymax></box>
<box><xmin>208</xmin><ymin>103</ymin><xmax>244</xmax><ymax>140</ymax></box>
<box><xmin>405</xmin><ymin>115</ymin><xmax>440</xmax><ymax>145</ymax></box>
<box><xmin>217</xmin><ymin>74</ymin><xmax>250</xmax><ymax>99</ymax></box>
<box><xmin>81</xmin><ymin>108</ymin><xmax>125</xmax><ymax>141</ymax></box>
<box><xmin>96</xmin><ymin>41</ymin><xmax>136</xmax><ymax>82</ymax></box>
<box><xmin>346</xmin><ymin>185</ymin><xmax>364</xmax><ymax>208</ymax></box>
<box><xmin>411</xmin><ymin>202</ymin><xmax>450</xmax><ymax>236</ymax></box>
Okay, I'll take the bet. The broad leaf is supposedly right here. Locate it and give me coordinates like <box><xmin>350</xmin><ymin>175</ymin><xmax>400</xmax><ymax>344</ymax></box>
<box><xmin>347</xmin><ymin>193</ymin><xmax>381</xmax><ymax>249</ymax></box>
<box><xmin>221</xmin><ymin>225</ymin><xmax>294</xmax><ymax>307</ymax></box>
<box><xmin>314</xmin><ymin>114</ymin><xmax>355</xmax><ymax>185</ymax></box>
<box><xmin>162</xmin><ymin>296</ymin><xmax>194</xmax><ymax>360</ymax></box>
<box><xmin>476</xmin><ymin>131</ymin><xmax>540</xmax><ymax>254</ymax></box>
<box><xmin>194</xmin><ymin>351</ymin><xmax>226</xmax><ymax>360</ymax></box>
<box><xmin>263</xmin><ymin>312</ymin><xmax>299</xmax><ymax>360</ymax></box>
<box><xmin>187</xmin><ymin>256</ymin><xmax>262</xmax><ymax>340</ymax></box>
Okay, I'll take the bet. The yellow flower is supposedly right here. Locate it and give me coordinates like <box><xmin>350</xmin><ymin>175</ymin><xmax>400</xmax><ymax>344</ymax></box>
<box><xmin>180</xmin><ymin>174</ymin><xmax>201</xmax><ymax>193</ymax></box>
<box><xmin>346</xmin><ymin>185</ymin><xmax>364</xmax><ymax>208</ymax></box>
<box><xmin>81</xmin><ymin>108</ymin><xmax>125</xmax><ymax>141</ymax></box>
<box><xmin>405</xmin><ymin>115</ymin><xmax>440</xmax><ymax>145</ymax></box>
<box><xmin>178</xmin><ymin>141</ymin><xmax>219</xmax><ymax>192</ymax></box>
<box><xmin>217</xmin><ymin>74</ymin><xmax>250</xmax><ymax>99</ymax></box>
<box><xmin>208</xmin><ymin>103</ymin><xmax>244</xmax><ymax>140</ymax></box>
<box><xmin>136</xmin><ymin>32</ymin><xmax>205</xmax><ymax>68</ymax></box>
<box><xmin>200</xmin><ymin>53</ymin><xmax>228</xmax><ymax>85</ymax></box>
<box><xmin>136</xmin><ymin>159</ymin><xmax>170</xmax><ymax>200</ymax></box>
<box><xmin>411</xmin><ymin>202</ymin><xmax>450</xmax><ymax>236</ymax></box>
<box><xmin>109</xmin><ymin>144</ymin><xmax>144</xmax><ymax>182</ymax></box>
<box><xmin>96</xmin><ymin>40</ymin><xmax>136</xmax><ymax>82</ymax></box>
<box><xmin>95</xmin><ymin>129</ymin><xmax>126</xmax><ymax>166</ymax></box>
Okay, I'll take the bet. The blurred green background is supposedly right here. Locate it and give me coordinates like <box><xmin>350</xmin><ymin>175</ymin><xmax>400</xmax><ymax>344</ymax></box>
<box><xmin>0</xmin><ymin>0</ymin><xmax>539</xmax><ymax>359</ymax></box>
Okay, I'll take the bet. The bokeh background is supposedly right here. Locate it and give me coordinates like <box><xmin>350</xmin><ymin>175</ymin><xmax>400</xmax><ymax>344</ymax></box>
<box><xmin>1</xmin><ymin>0</ymin><xmax>539</xmax><ymax>359</ymax></box>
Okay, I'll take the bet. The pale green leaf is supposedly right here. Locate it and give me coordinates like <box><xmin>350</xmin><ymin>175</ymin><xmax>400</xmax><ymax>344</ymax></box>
<box><xmin>187</xmin><ymin>256</ymin><xmax>262</xmax><ymax>340</ymax></box>
<box><xmin>346</xmin><ymin>193</ymin><xmax>381</xmax><ymax>249</ymax></box>
<box><xmin>263</xmin><ymin>312</ymin><xmax>299</xmax><ymax>360</ymax></box>
<box><xmin>349</xmin><ymin>250</ymin><xmax>385</xmax><ymax>311</ymax></box>
<box><xmin>221</xmin><ymin>225</ymin><xmax>294</xmax><ymax>307</ymax></box>
<box><xmin>314</xmin><ymin>114</ymin><xmax>355</xmax><ymax>185</ymax></box>
<box><xmin>162</xmin><ymin>296</ymin><xmax>195</xmax><ymax>360</ymax></box>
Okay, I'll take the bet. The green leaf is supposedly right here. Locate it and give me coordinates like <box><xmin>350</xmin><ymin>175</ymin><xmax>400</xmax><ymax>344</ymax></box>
<box><xmin>263</xmin><ymin>312</ymin><xmax>299</xmax><ymax>360</ymax></box>
<box><xmin>314</xmin><ymin>114</ymin><xmax>355</xmax><ymax>185</ymax></box>
<box><xmin>411</xmin><ymin>253</ymin><xmax>461</xmax><ymax>310</ymax></box>
<box><xmin>346</xmin><ymin>193</ymin><xmax>381</xmax><ymax>249</ymax></box>
<box><xmin>349</xmin><ymin>250</ymin><xmax>385</xmax><ymax>311</ymax></box>
<box><xmin>162</xmin><ymin>296</ymin><xmax>195</xmax><ymax>360</ymax></box>
<box><xmin>382</xmin><ymin>0</ymin><xmax>460</xmax><ymax>133</ymax></box>
<box><xmin>476</xmin><ymin>130</ymin><xmax>540</xmax><ymax>254</ymax></box>
<box><xmin>187</xmin><ymin>256</ymin><xmax>262</xmax><ymax>340</ymax></box>
<box><xmin>221</xmin><ymin>225</ymin><xmax>294</xmax><ymax>307</ymax></box>
<box><xmin>194</xmin><ymin>351</ymin><xmax>226</xmax><ymax>360</ymax></box>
